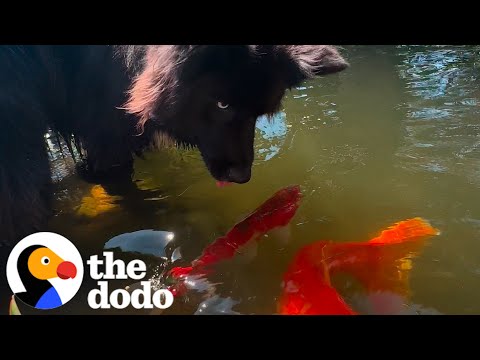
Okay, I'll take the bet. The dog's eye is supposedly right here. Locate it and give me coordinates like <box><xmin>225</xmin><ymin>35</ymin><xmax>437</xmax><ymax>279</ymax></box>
<box><xmin>216</xmin><ymin>101</ymin><xmax>229</xmax><ymax>110</ymax></box>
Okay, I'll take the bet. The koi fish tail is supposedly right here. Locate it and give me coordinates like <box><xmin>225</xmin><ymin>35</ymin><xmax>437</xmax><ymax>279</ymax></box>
<box><xmin>278</xmin><ymin>218</ymin><xmax>441</xmax><ymax>315</ymax></box>
<box><xmin>331</xmin><ymin>218</ymin><xmax>440</xmax><ymax>298</ymax></box>
<box><xmin>367</xmin><ymin>217</ymin><xmax>440</xmax><ymax>245</ymax></box>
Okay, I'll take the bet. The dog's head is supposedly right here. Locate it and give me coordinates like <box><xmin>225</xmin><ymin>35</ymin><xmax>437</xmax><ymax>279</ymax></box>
<box><xmin>124</xmin><ymin>45</ymin><xmax>348</xmax><ymax>183</ymax></box>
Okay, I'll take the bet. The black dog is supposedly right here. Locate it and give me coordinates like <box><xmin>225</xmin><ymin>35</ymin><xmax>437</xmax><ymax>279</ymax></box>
<box><xmin>0</xmin><ymin>45</ymin><xmax>348</xmax><ymax>246</ymax></box>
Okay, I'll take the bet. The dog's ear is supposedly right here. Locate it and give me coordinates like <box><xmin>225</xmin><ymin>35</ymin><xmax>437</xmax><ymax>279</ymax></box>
<box><xmin>124</xmin><ymin>45</ymin><xmax>180</xmax><ymax>128</ymax></box>
<box><xmin>278</xmin><ymin>45</ymin><xmax>349</xmax><ymax>88</ymax></box>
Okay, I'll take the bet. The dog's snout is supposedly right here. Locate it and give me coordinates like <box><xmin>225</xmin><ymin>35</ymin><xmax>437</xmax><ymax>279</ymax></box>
<box><xmin>227</xmin><ymin>166</ymin><xmax>251</xmax><ymax>184</ymax></box>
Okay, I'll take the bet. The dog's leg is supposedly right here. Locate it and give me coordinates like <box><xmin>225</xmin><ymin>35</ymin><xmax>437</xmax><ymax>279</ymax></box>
<box><xmin>75</xmin><ymin>133</ymin><xmax>135</xmax><ymax>184</ymax></box>
<box><xmin>0</xmin><ymin>109</ymin><xmax>52</xmax><ymax>247</ymax></box>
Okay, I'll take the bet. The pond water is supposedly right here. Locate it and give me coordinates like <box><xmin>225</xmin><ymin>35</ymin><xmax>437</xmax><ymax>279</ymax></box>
<box><xmin>2</xmin><ymin>45</ymin><xmax>479</xmax><ymax>315</ymax></box>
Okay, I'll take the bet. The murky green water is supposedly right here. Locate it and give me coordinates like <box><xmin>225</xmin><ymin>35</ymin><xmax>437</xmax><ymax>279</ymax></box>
<box><xmin>3</xmin><ymin>45</ymin><xmax>480</xmax><ymax>315</ymax></box>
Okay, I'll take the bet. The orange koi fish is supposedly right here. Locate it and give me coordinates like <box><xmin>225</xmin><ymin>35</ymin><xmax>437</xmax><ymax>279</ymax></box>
<box><xmin>278</xmin><ymin>217</ymin><xmax>440</xmax><ymax>315</ymax></box>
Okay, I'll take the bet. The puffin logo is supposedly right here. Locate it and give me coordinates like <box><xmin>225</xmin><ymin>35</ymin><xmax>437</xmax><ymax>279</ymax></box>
<box><xmin>6</xmin><ymin>232</ymin><xmax>84</xmax><ymax>310</ymax></box>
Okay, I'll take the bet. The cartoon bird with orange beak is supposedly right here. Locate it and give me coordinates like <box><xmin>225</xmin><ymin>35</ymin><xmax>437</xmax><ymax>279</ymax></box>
<box><xmin>15</xmin><ymin>245</ymin><xmax>77</xmax><ymax>309</ymax></box>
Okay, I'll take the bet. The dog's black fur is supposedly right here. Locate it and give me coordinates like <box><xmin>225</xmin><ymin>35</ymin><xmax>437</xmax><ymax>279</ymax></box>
<box><xmin>0</xmin><ymin>45</ymin><xmax>348</xmax><ymax>246</ymax></box>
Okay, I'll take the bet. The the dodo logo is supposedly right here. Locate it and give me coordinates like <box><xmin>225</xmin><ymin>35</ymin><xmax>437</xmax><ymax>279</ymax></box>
<box><xmin>6</xmin><ymin>232</ymin><xmax>84</xmax><ymax>310</ymax></box>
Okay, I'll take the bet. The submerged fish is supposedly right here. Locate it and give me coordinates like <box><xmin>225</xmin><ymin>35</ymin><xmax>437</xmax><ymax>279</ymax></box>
<box><xmin>168</xmin><ymin>185</ymin><xmax>302</xmax><ymax>294</ymax></box>
<box><xmin>278</xmin><ymin>217</ymin><xmax>440</xmax><ymax>315</ymax></box>
<box><xmin>167</xmin><ymin>184</ymin><xmax>439</xmax><ymax>315</ymax></box>
<box><xmin>77</xmin><ymin>185</ymin><xmax>121</xmax><ymax>217</ymax></box>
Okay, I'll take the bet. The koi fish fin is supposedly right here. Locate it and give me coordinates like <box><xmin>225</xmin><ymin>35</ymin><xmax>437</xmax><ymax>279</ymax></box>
<box><xmin>329</xmin><ymin>218</ymin><xmax>440</xmax><ymax>298</ymax></box>
<box><xmin>367</xmin><ymin>217</ymin><xmax>440</xmax><ymax>245</ymax></box>
<box><xmin>278</xmin><ymin>218</ymin><xmax>440</xmax><ymax>315</ymax></box>
<box><xmin>279</xmin><ymin>260</ymin><xmax>356</xmax><ymax>315</ymax></box>
<box><xmin>279</xmin><ymin>242</ymin><xmax>356</xmax><ymax>315</ymax></box>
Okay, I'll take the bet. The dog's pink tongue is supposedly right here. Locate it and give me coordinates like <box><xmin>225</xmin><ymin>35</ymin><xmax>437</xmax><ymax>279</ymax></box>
<box><xmin>216</xmin><ymin>181</ymin><xmax>232</xmax><ymax>187</ymax></box>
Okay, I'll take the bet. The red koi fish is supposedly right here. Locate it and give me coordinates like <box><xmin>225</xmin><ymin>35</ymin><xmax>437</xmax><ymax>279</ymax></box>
<box><xmin>168</xmin><ymin>185</ymin><xmax>302</xmax><ymax>294</ymax></box>
<box><xmin>278</xmin><ymin>217</ymin><xmax>440</xmax><ymax>315</ymax></box>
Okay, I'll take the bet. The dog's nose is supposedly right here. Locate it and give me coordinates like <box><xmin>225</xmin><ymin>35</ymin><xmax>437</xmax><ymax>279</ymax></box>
<box><xmin>227</xmin><ymin>167</ymin><xmax>251</xmax><ymax>184</ymax></box>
